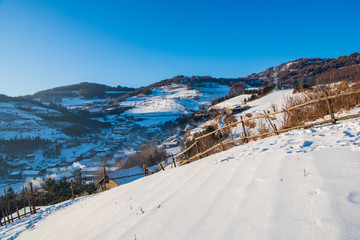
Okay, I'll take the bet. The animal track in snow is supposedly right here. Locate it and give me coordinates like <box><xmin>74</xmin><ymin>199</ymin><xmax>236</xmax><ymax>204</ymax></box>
<box><xmin>348</xmin><ymin>192</ymin><xmax>360</xmax><ymax>204</ymax></box>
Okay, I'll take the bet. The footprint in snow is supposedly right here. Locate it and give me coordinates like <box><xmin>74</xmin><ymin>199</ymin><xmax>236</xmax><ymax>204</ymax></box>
<box><xmin>343</xmin><ymin>131</ymin><xmax>355</xmax><ymax>138</ymax></box>
<box><xmin>219</xmin><ymin>156</ymin><xmax>234</xmax><ymax>163</ymax></box>
<box><xmin>302</xmin><ymin>141</ymin><xmax>313</xmax><ymax>148</ymax></box>
<box><xmin>348</xmin><ymin>192</ymin><xmax>360</xmax><ymax>204</ymax></box>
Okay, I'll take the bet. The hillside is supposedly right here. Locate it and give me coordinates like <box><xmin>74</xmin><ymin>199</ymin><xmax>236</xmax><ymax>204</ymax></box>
<box><xmin>0</xmin><ymin>79</ymin><xmax>234</xmax><ymax>194</ymax></box>
<box><xmin>4</xmin><ymin>112</ymin><xmax>360</xmax><ymax>239</ymax></box>
<box><xmin>252</xmin><ymin>52</ymin><xmax>360</xmax><ymax>88</ymax></box>
<box><xmin>32</xmin><ymin>82</ymin><xmax>136</xmax><ymax>101</ymax></box>
<box><xmin>1</xmin><ymin>51</ymin><xmax>359</xmax><ymax>215</ymax></box>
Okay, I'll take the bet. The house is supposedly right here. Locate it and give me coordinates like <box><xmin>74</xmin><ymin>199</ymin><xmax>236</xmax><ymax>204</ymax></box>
<box><xmin>95</xmin><ymin>175</ymin><xmax>118</xmax><ymax>191</ymax></box>
<box><xmin>24</xmin><ymin>154</ymin><xmax>35</xmax><ymax>160</ymax></box>
<box><xmin>22</xmin><ymin>170</ymin><xmax>40</xmax><ymax>179</ymax></box>
<box><xmin>97</xmin><ymin>165</ymin><xmax>160</xmax><ymax>190</ymax></box>
<box><xmin>81</xmin><ymin>167</ymin><xmax>101</xmax><ymax>181</ymax></box>
<box><xmin>59</xmin><ymin>160</ymin><xmax>70</xmax><ymax>167</ymax></box>
<box><xmin>8</xmin><ymin>159</ymin><xmax>27</xmax><ymax>169</ymax></box>
<box><xmin>231</xmin><ymin>105</ymin><xmax>248</xmax><ymax>114</ymax></box>
<box><xmin>162</xmin><ymin>141</ymin><xmax>178</xmax><ymax>149</ymax></box>
<box><xmin>8</xmin><ymin>171</ymin><xmax>22</xmax><ymax>180</ymax></box>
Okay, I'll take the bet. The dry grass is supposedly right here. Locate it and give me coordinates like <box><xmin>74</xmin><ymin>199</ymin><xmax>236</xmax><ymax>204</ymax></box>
<box><xmin>257</xmin><ymin>122</ymin><xmax>271</xmax><ymax>138</ymax></box>
<box><xmin>180</xmin><ymin>79</ymin><xmax>360</xmax><ymax>165</ymax></box>
<box><xmin>282</xmin><ymin>81</ymin><xmax>360</xmax><ymax>129</ymax></box>
<box><xmin>245</xmin><ymin>112</ymin><xmax>253</xmax><ymax>118</ymax></box>
<box><xmin>270</xmin><ymin>103</ymin><xmax>278</xmax><ymax>112</ymax></box>
<box><xmin>244</xmin><ymin>120</ymin><xmax>256</xmax><ymax>129</ymax></box>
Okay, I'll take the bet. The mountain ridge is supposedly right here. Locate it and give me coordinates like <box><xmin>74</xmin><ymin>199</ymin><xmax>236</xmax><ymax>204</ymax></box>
<box><xmin>27</xmin><ymin>52</ymin><xmax>360</xmax><ymax>102</ymax></box>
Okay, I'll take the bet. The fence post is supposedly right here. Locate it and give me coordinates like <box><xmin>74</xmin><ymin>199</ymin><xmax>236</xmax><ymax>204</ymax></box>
<box><xmin>1</xmin><ymin>204</ymin><xmax>9</xmax><ymax>225</ymax></box>
<box><xmin>264</xmin><ymin>110</ymin><xmax>279</xmax><ymax>135</ymax></box>
<box><xmin>143</xmin><ymin>165</ymin><xmax>147</xmax><ymax>176</ymax></box>
<box><xmin>171</xmin><ymin>156</ymin><xmax>177</xmax><ymax>168</ymax></box>
<box><xmin>4</xmin><ymin>190</ymin><xmax>13</xmax><ymax>223</ymax></box>
<box><xmin>70</xmin><ymin>180</ymin><xmax>75</xmax><ymax>200</ymax></box>
<box><xmin>25</xmin><ymin>188</ymin><xmax>33</xmax><ymax>214</ymax></box>
<box><xmin>326</xmin><ymin>97</ymin><xmax>336</xmax><ymax>124</ymax></box>
<box><xmin>14</xmin><ymin>195</ymin><xmax>20</xmax><ymax>220</ymax></box>
<box><xmin>158</xmin><ymin>162</ymin><xmax>165</xmax><ymax>171</ymax></box>
<box><xmin>103</xmin><ymin>166</ymin><xmax>107</xmax><ymax>191</ymax></box>
<box><xmin>22</xmin><ymin>186</ymin><xmax>27</xmax><ymax>217</ymax></box>
<box><xmin>23</xmin><ymin>196</ymin><xmax>27</xmax><ymax>217</ymax></box>
<box><xmin>240</xmin><ymin>116</ymin><xmax>248</xmax><ymax>143</ymax></box>
<box><xmin>273</xmin><ymin>124</ymin><xmax>279</xmax><ymax>133</ymax></box>
<box><xmin>1</xmin><ymin>198</ymin><xmax>9</xmax><ymax>225</ymax></box>
<box><xmin>195</xmin><ymin>141</ymin><xmax>200</xmax><ymax>155</ymax></box>
<box><xmin>30</xmin><ymin>183</ymin><xmax>36</xmax><ymax>214</ymax></box>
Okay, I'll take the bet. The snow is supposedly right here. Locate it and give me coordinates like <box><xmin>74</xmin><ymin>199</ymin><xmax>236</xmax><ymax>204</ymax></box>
<box><xmin>2</xmin><ymin>116</ymin><xmax>359</xmax><ymax>239</ymax></box>
<box><xmin>0</xmin><ymin>102</ymin><xmax>69</xmax><ymax>140</ymax></box>
<box><xmin>211</xmin><ymin>89</ymin><xmax>294</xmax><ymax>116</ymax></box>
<box><xmin>118</xmin><ymin>83</ymin><xmax>230</xmax><ymax>127</ymax></box>
<box><xmin>211</xmin><ymin>94</ymin><xmax>252</xmax><ymax>109</ymax></box>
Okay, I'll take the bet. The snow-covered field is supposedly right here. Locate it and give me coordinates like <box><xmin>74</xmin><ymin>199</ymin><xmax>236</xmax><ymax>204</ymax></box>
<box><xmin>3</xmin><ymin>115</ymin><xmax>360</xmax><ymax>239</ymax></box>
<box><xmin>212</xmin><ymin>89</ymin><xmax>294</xmax><ymax>112</ymax></box>
<box><xmin>0</xmin><ymin>102</ymin><xmax>68</xmax><ymax>140</ymax></box>
<box><xmin>120</xmin><ymin>83</ymin><xmax>230</xmax><ymax>127</ymax></box>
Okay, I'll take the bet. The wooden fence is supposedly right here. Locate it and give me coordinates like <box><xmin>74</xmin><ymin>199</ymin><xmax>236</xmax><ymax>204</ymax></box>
<box><xmin>0</xmin><ymin>182</ymin><xmax>40</xmax><ymax>226</ymax></box>
<box><xmin>98</xmin><ymin>160</ymin><xmax>176</xmax><ymax>191</ymax></box>
<box><xmin>1</xmin><ymin>160</ymin><xmax>176</xmax><ymax>227</ymax></box>
<box><xmin>3</xmin><ymin>89</ymin><xmax>360</xmax><ymax>227</ymax></box>
<box><xmin>173</xmin><ymin>89</ymin><xmax>360</xmax><ymax>165</ymax></box>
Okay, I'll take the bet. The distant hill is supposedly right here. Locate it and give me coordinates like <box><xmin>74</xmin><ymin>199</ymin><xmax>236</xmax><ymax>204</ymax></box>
<box><xmin>114</xmin><ymin>75</ymin><xmax>258</xmax><ymax>102</ymax></box>
<box><xmin>251</xmin><ymin>52</ymin><xmax>360</xmax><ymax>88</ymax></box>
<box><xmin>30</xmin><ymin>52</ymin><xmax>360</xmax><ymax>102</ymax></box>
<box><xmin>32</xmin><ymin>82</ymin><xmax>136</xmax><ymax>101</ymax></box>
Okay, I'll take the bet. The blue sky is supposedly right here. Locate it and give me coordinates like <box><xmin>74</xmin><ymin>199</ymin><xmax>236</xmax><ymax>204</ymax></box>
<box><xmin>0</xmin><ymin>0</ymin><xmax>359</xmax><ymax>96</ymax></box>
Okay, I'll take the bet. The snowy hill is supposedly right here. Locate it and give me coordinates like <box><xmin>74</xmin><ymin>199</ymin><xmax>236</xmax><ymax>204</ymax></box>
<box><xmin>4</xmin><ymin>115</ymin><xmax>360</xmax><ymax>239</ymax></box>
<box><xmin>0</xmin><ymin>79</ymin><xmax>232</xmax><ymax>194</ymax></box>
<box><xmin>119</xmin><ymin>82</ymin><xmax>230</xmax><ymax>127</ymax></box>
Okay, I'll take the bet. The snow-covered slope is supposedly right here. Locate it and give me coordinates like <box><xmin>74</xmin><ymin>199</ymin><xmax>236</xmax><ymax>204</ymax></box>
<box><xmin>6</xmin><ymin>117</ymin><xmax>360</xmax><ymax>240</ymax></box>
<box><xmin>212</xmin><ymin>89</ymin><xmax>294</xmax><ymax>112</ymax></box>
<box><xmin>119</xmin><ymin>83</ymin><xmax>230</xmax><ymax>127</ymax></box>
<box><xmin>0</xmin><ymin>102</ymin><xmax>68</xmax><ymax>140</ymax></box>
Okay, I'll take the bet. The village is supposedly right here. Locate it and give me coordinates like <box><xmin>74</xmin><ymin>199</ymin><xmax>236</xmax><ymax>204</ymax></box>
<box><xmin>1</xmin><ymin>132</ymin><xmax>181</xmax><ymax>193</ymax></box>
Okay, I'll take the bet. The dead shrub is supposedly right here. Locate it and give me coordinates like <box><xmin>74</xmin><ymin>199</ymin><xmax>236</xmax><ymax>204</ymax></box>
<box><xmin>245</xmin><ymin>112</ymin><xmax>253</xmax><ymax>118</ymax></box>
<box><xmin>257</xmin><ymin>122</ymin><xmax>271</xmax><ymax>138</ymax></box>
<box><xmin>282</xmin><ymin>83</ymin><xmax>360</xmax><ymax>129</ymax></box>
<box><xmin>182</xmin><ymin>125</ymin><xmax>219</xmax><ymax>160</ymax></box>
<box><xmin>244</xmin><ymin>120</ymin><xmax>256</xmax><ymax>129</ymax></box>
<box><xmin>270</xmin><ymin>103</ymin><xmax>278</xmax><ymax>112</ymax></box>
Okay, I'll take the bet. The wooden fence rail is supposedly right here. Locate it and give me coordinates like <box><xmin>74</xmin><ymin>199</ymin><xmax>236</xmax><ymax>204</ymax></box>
<box><xmin>0</xmin><ymin>183</ymin><xmax>38</xmax><ymax>226</ymax></box>
<box><xmin>175</xmin><ymin>89</ymin><xmax>360</xmax><ymax>166</ymax></box>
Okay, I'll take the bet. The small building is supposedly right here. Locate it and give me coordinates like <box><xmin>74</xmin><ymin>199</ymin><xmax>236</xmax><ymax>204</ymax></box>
<box><xmin>162</xmin><ymin>141</ymin><xmax>178</xmax><ymax>149</ymax></box>
<box><xmin>95</xmin><ymin>164</ymin><xmax>161</xmax><ymax>191</ymax></box>
<box><xmin>24</xmin><ymin>154</ymin><xmax>35</xmax><ymax>160</ymax></box>
<box><xmin>59</xmin><ymin>160</ymin><xmax>70</xmax><ymax>167</ymax></box>
<box><xmin>231</xmin><ymin>106</ymin><xmax>249</xmax><ymax>114</ymax></box>
<box><xmin>9</xmin><ymin>159</ymin><xmax>27</xmax><ymax>169</ymax></box>
<box><xmin>8</xmin><ymin>171</ymin><xmax>22</xmax><ymax>180</ymax></box>
<box><xmin>22</xmin><ymin>170</ymin><xmax>40</xmax><ymax>179</ymax></box>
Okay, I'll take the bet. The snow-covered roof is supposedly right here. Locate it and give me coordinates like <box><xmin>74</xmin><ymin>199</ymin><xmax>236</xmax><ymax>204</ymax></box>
<box><xmin>22</xmin><ymin>170</ymin><xmax>40</xmax><ymax>176</ymax></box>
